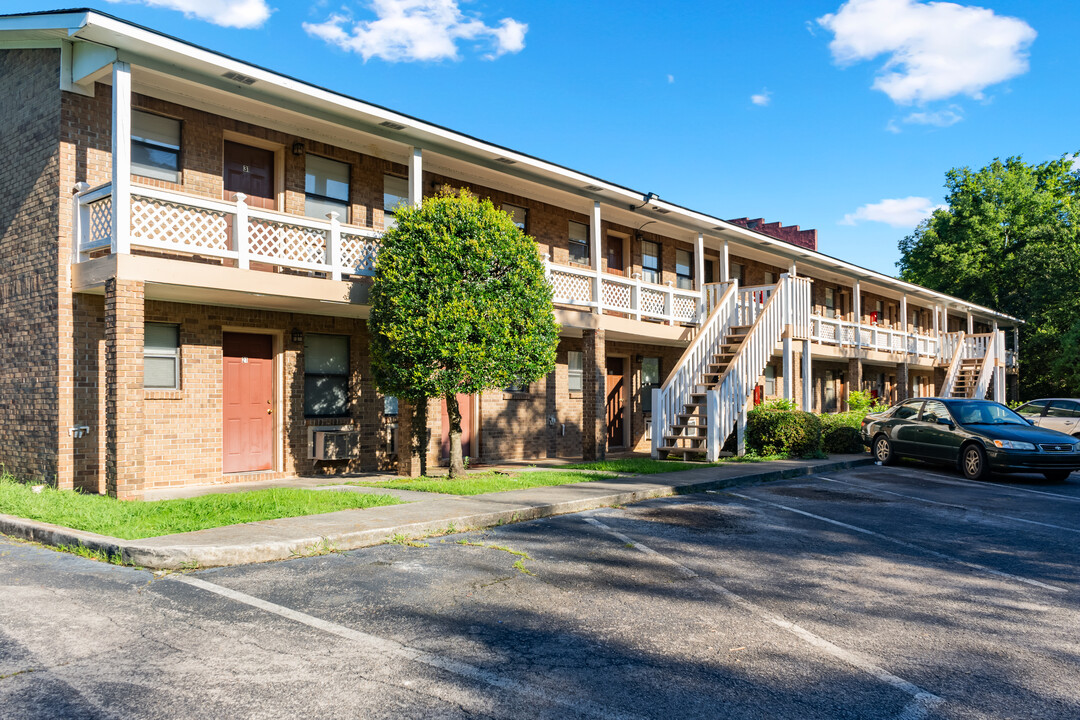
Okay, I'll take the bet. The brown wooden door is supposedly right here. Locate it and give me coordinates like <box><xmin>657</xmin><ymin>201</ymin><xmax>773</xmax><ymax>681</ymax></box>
<box><xmin>222</xmin><ymin>332</ymin><xmax>274</xmax><ymax>473</ymax></box>
<box><xmin>605</xmin><ymin>236</ymin><xmax>624</xmax><ymax>276</ymax></box>
<box><xmin>223</xmin><ymin>141</ymin><xmax>276</xmax><ymax>209</ymax></box>
<box><xmin>606</xmin><ymin>358</ymin><xmax>625</xmax><ymax>448</ymax></box>
<box><xmin>441</xmin><ymin>394</ymin><xmax>473</xmax><ymax>460</ymax></box>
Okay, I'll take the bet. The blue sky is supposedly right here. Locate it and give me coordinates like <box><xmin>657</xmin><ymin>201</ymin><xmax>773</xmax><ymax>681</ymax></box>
<box><xmin>10</xmin><ymin>1</ymin><xmax>1077</xmax><ymax>275</ymax></box>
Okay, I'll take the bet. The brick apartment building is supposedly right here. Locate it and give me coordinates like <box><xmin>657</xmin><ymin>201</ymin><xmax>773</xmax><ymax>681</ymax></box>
<box><xmin>0</xmin><ymin>10</ymin><xmax>1021</xmax><ymax>498</ymax></box>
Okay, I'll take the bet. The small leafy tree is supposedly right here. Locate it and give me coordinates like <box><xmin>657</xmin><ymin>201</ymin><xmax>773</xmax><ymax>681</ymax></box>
<box><xmin>369</xmin><ymin>189</ymin><xmax>559</xmax><ymax>477</ymax></box>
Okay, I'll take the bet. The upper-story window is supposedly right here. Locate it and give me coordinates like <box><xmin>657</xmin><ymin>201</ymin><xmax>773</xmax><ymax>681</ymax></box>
<box><xmin>568</xmin><ymin>221</ymin><xmax>589</xmax><ymax>265</ymax></box>
<box><xmin>825</xmin><ymin>287</ymin><xmax>836</xmax><ymax>319</ymax></box>
<box><xmin>131</xmin><ymin>110</ymin><xmax>180</xmax><ymax>183</ymax></box>
<box><xmin>731</xmin><ymin>263</ymin><xmax>744</xmax><ymax>284</ymax></box>
<box><xmin>873</xmin><ymin>300</ymin><xmax>884</xmax><ymax>325</ymax></box>
<box><xmin>675</xmin><ymin>249</ymin><xmax>693</xmax><ymax>290</ymax></box>
<box><xmin>383</xmin><ymin>175</ymin><xmax>409</xmax><ymax>229</ymax></box>
<box><xmin>642</xmin><ymin>240</ymin><xmax>660</xmax><ymax>284</ymax></box>
<box><xmin>502</xmin><ymin>203</ymin><xmax>527</xmax><ymax>231</ymax></box>
<box><xmin>763</xmin><ymin>271</ymin><xmax>777</xmax><ymax>286</ymax></box>
<box><xmin>305</xmin><ymin>155</ymin><xmax>350</xmax><ymax>222</ymax></box>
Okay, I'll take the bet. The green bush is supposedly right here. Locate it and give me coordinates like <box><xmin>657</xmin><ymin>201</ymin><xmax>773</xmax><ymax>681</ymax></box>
<box><xmin>847</xmin><ymin>390</ymin><xmax>883</xmax><ymax>415</ymax></box>
<box><xmin>746</xmin><ymin>406</ymin><xmax>823</xmax><ymax>457</ymax></box>
<box><xmin>820</xmin><ymin>411</ymin><xmax>869</xmax><ymax>454</ymax></box>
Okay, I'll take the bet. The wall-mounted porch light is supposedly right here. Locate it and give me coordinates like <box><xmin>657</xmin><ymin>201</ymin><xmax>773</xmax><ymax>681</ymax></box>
<box><xmin>291</xmin><ymin>329</ymin><xmax>304</xmax><ymax>344</ymax></box>
<box><xmin>291</xmin><ymin>141</ymin><xmax>305</xmax><ymax>156</ymax></box>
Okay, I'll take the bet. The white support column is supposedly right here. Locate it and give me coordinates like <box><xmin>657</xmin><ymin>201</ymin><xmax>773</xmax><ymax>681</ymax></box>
<box><xmin>326</xmin><ymin>210</ymin><xmax>342</xmax><ymax>281</ymax></box>
<box><xmin>72</xmin><ymin>182</ymin><xmax>89</xmax><ymax>263</ymax></box>
<box><xmin>111</xmin><ymin>61</ymin><xmax>132</xmax><ymax>255</ymax></box>
<box><xmin>783</xmin><ymin>335</ymin><xmax>793</xmax><ymax>401</ymax></box>
<box><xmin>720</xmin><ymin>239</ymin><xmax>730</xmax><ymax>282</ymax></box>
<box><xmin>853</xmin><ymin>279</ymin><xmax>862</xmax><ymax>349</ymax></box>
<box><xmin>802</xmin><ymin>338</ymin><xmax>812</xmax><ymax>411</ymax></box>
<box><xmin>591</xmin><ymin>201</ymin><xmax>602</xmax><ymax>315</ymax></box>
<box><xmin>695</xmin><ymin>232</ymin><xmax>705</xmax><ymax>291</ymax></box>
<box><xmin>992</xmin><ymin>321</ymin><xmax>1004</xmax><ymax>403</ymax></box>
<box><xmin>967</xmin><ymin>311</ymin><xmax>974</xmax><ymax>334</ymax></box>
<box><xmin>706</xmin><ymin>390</ymin><xmax>720</xmax><ymax>462</ymax></box>
<box><xmin>789</xmin><ymin>260</ymin><xmax>797</xmax><ymax>277</ymax></box>
<box><xmin>233</xmin><ymin>193</ymin><xmax>249</xmax><ymax>270</ymax></box>
<box><xmin>900</xmin><ymin>295</ymin><xmax>908</xmax><ymax>357</ymax></box>
<box><xmin>408</xmin><ymin>147</ymin><xmax>423</xmax><ymax>206</ymax></box>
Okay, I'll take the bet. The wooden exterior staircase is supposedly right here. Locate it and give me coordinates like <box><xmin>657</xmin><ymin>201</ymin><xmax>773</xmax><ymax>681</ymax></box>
<box><xmin>940</xmin><ymin>330</ymin><xmax>1006</xmax><ymax>400</ymax></box>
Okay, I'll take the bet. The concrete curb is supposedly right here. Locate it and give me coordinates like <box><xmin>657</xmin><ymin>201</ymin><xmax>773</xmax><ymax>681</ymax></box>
<box><xmin>0</xmin><ymin>456</ymin><xmax>874</xmax><ymax>570</ymax></box>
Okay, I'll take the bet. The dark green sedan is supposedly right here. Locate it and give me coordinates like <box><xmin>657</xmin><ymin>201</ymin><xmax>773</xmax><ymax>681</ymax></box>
<box><xmin>860</xmin><ymin>398</ymin><xmax>1080</xmax><ymax>482</ymax></box>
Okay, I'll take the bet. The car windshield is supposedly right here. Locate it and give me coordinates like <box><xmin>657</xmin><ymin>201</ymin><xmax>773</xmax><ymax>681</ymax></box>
<box><xmin>950</xmin><ymin>401</ymin><xmax>1028</xmax><ymax>426</ymax></box>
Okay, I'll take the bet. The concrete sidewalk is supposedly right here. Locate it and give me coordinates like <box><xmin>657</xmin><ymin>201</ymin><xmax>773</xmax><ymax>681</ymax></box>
<box><xmin>0</xmin><ymin>455</ymin><xmax>873</xmax><ymax>570</ymax></box>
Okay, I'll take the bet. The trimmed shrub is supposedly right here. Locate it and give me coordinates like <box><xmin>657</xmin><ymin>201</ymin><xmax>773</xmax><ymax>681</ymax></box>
<box><xmin>820</xmin><ymin>411</ymin><xmax>868</xmax><ymax>454</ymax></box>
<box><xmin>746</xmin><ymin>407</ymin><xmax>823</xmax><ymax>457</ymax></box>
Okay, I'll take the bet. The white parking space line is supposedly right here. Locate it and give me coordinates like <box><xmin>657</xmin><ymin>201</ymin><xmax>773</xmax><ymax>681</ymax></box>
<box><xmin>170</xmin><ymin>574</ymin><xmax>637</xmax><ymax>720</ymax></box>
<box><xmin>821</xmin><ymin>476</ymin><xmax>1080</xmax><ymax>535</ymax></box>
<box><xmin>903</xmin><ymin>470</ymin><xmax>1080</xmax><ymax>503</ymax></box>
<box><xmin>583</xmin><ymin>517</ymin><xmax>943</xmax><ymax>719</ymax></box>
<box><xmin>727</xmin><ymin>493</ymin><xmax>1067</xmax><ymax>593</ymax></box>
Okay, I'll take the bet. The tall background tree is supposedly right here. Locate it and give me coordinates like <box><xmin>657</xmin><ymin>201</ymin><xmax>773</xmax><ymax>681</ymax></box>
<box><xmin>369</xmin><ymin>189</ymin><xmax>559</xmax><ymax>477</ymax></box>
<box><xmin>897</xmin><ymin>154</ymin><xmax>1080</xmax><ymax>398</ymax></box>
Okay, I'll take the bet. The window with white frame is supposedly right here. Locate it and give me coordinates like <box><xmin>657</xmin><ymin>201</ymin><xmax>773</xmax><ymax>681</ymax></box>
<box><xmin>731</xmin><ymin>263</ymin><xmax>744</xmax><ymax>284</ymax></box>
<box><xmin>642</xmin><ymin>240</ymin><xmax>660</xmax><ymax>284</ymax></box>
<box><xmin>874</xmin><ymin>299</ymin><xmax>884</xmax><ymax>325</ymax></box>
<box><xmin>502</xmin><ymin>203</ymin><xmax>527</xmax><ymax>231</ymax></box>
<box><xmin>305</xmin><ymin>154</ymin><xmax>350</xmax><ymax>221</ymax></box>
<box><xmin>144</xmin><ymin>323</ymin><xmax>180</xmax><ymax>389</ymax></box>
<box><xmin>641</xmin><ymin>357</ymin><xmax>660</xmax><ymax>413</ymax></box>
<box><xmin>383</xmin><ymin>175</ymin><xmax>409</xmax><ymax>229</ymax></box>
<box><xmin>568</xmin><ymin>221</ymin><xmax>589</xmax><ymax>265</ymax></box>
<box><xmin>131</xmin><ymin>111</ymin><xmax>180</xmax><ymax>182</ymax></box>
<box><xmin>304</xmin><ymin>334</ymin><xmax>349</xmax><ymax>417</ymax></box>
<box><xmin>764</xmin><ymin>365</ymin><xmax>776</xmax><ymax>396</ymax></box>
<box><xmin>825</xmin><ymin>287</ymin><xmax>836</xmax><ymax>319</ymax></box>
<box><xmin>568</xmin><ymin>351</ymin><xmax>583</xmax><ymax>393</ymax></box>
<box><xmin>763</xmin><ymin>271</ymin><xmax>776</xmax><ymax>285</ymax></box>
<box><xmin>675</xmin><ymin>249</ymin><xmax>693</xmax><ymax>290</ymax></box>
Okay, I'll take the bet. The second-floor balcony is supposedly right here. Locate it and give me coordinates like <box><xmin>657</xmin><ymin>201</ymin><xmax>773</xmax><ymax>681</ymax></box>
<box><xmin>74</xmin><ymin>182</ymin><xmax>381</xmax><ymax>281</ymax></box>
<box><xmin>811</xmin><ymin>315</ymin><xmax>940</xmax><ymax>359</ymax></box>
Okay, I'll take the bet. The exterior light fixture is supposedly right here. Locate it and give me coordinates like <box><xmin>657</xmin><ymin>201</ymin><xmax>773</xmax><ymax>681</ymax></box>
<box><xmin>629</xmin><ymin>192</ymin><xmax>658</xmax><ymax>211</ymax></box>
<box><xmin>291</xmin><ymin>329</ymin><xmax>304</xmax><ymax>344</ymax></box>
<box><xmin>291</xmin><ymin>142</ymin><xmax>305</xmax><ymax>156</ymax></box>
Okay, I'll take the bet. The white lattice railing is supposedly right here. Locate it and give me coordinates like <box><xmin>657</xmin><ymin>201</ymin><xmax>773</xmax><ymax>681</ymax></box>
<box><xmin>73</xmin><ymin>182</ymin><xmax>380</xmax><ymax>279</ymax></box>
<box><xmin>810</xmin><ymin>316</ymin><xmax>940</xmax><ymax>358</ymax></box>
<box><xmin>651</xmin><ymin>280</ymin><xmax>739</xmax><ymax>459</ymax></box>
<box><xmin>544</xmin><ymin>258</ymin><xmax>703</xmax><ymax>325</ymax></box>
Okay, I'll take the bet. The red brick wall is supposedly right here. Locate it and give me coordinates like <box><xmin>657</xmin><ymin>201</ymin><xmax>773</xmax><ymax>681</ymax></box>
<box><xmin>0</xmin><ymin>49</ymin><xmax>63</xmax><ymax>484</ymax></box>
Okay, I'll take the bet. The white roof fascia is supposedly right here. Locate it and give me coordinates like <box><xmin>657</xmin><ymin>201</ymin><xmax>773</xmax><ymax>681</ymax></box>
<box><xmin>15</xmin><ymin>10</ymin><xmax>1019</xmax><ymax>325</ymax></box>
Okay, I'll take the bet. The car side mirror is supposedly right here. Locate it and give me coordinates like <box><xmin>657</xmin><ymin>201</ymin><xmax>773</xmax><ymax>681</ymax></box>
<box><xmin>937</xmin><ymin>417</ymin><xmax>954</xmax><ymax>428</ymax></box>
<box><xmin>1026</xmin><ymin>418</ymin><xmax>1036</xmax><ymax>425</ymax></box>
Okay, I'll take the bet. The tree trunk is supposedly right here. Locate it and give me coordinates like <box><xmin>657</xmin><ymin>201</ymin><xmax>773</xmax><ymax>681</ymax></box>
<box><xmin>445</xmin><ymin>393</ymin><xmax>466</xmax><ymax>478</ymax></box>
<box><xmin>412</xmin><ymin>401</ymin><xmax>428</xmax><ymax>478</ymax></box>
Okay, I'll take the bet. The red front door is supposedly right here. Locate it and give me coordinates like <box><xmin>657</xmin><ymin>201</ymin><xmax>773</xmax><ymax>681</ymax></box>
<box><xmin>223</xmin><ymin>332</ymin><xmax>274</xmax><ymax>473</ymax></box>
<box><xmin>223</xmin><ymin>141</ymin><xmax>276</xmax><ymax>209</ymax></box>
<box><xmin>606</xmin><ymin>358</ymin><xmax>625</xmax><ymax>448</ymax></box>
<box><xmin>441</xmin><ymin>395</ymin><xmax>473</xmax><ymax>460</ymax></box>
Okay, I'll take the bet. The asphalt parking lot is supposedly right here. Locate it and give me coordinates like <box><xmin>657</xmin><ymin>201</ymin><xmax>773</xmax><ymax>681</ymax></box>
<box><xmin>2</xmin><ymin>463</ymin><xmax>1079</xmax><ymax>719</ymax></box>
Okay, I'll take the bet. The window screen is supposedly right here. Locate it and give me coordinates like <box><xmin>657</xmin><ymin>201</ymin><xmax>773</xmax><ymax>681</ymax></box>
<box><xmin>642</xmin><ymin>240</ymin><xmax>660</xmax><ymax>284</ymax></box>
<box><xmin>304</xmin><ymin>334</ymin><xmax>349</xmax><ymax>417</ymax></box>
<box><xmin>132</xmin><ymin>111</ymin><xmax>180</xmax><ymax>182</ymax></box>
<box><xmin>144</xmin><ymin>323</ymin><xmax>180</xmax><ymax>389</ymax></box>
<box><xmin>305</xmin><ymin>154</ymin><xmax>350</xmax><ymax>221</ymax></box>
<box><xmin>676</xmin><ymin>249</ymin><xmax>693</xmax><ymax>290</ymax></box>
<box><xmin>568</xmin><ymin>351</ymin><xmax>583</xmax><ymax>393</ymax></box>
<box><xmin>568</xmin><ymin>222</ymin><xmax>589</xmax><ymax>265</ymax></box>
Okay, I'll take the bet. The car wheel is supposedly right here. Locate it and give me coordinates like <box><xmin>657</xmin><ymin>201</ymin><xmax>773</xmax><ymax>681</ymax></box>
<box><xmin>961</xmin><ymin>443</ymin><xmax>989</xmax><ymax>481</ymax></box>
<box><xmin>873</xmin><ymin>435</ymin><xmax>895</xmax><ymax>466</ymax></box>
<box><xmin>1043</xmin><ymin>470</ymin><xmax>1072</xmax><ymax>483</ymax></box>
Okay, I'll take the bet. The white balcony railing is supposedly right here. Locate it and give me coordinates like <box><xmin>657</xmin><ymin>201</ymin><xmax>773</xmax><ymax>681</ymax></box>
<box><xmin>810</xmin><ymin>315</ymin><xmax>940</xmax><ymax>358</ymax></box>
<box><xmin>545</xmin><ymin>259</ymin><xmax>703</xmax><ymax>325</ymax></box>
<box><xmin>73</xmin><ymin>182</ymin><xmax>381</xmax><ymax>280</ymax></box>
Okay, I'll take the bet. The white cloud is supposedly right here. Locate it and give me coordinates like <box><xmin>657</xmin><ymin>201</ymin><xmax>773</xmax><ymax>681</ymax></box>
<box><xmin>107</xmin><ymin>0</ymin><xmax>272</xmax><ymax>28</ymax></box>
<box><xmin>667</xmin><ymin>74</ymin><xmax>675</xmax><ymax>84</ymax></box>
<box><xmin>751</xmin><ymin>89</ymin><xmax>772</xmax><ymax>106</ymax></box>
<box><xmin>817</xmin><ymin>0</ymin><xmax>1036</xmax><ymax>105</ymax></box>
<box><xmin>903</xmin><ymin>106</ymin><xmax>963</xmax><ymax>126</ymax></box>
<box><xmin>303</xmin><ymin>1</ymin><xmax>528</xmax><ymax>62</ymax></box>
<box><xmin>840</xmin><ymin>196</ymin><xmax>943</xmax><ymax>227</ymax></box>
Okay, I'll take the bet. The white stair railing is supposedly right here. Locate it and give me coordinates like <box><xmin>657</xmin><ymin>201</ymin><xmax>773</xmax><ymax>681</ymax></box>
<box><xmin>940</xmin><ymin>331</ymin><xmax>967</xmax><ymax>398</ymax></box>
<box><xmin>974</xmin><ymin>333</ymin><xmax>998</xmax><ymax>399</ymax></box>
<box><xmin>651</xmin><ymin>280</ymin><xmax>738</xmax><ymax>459</ymax></box>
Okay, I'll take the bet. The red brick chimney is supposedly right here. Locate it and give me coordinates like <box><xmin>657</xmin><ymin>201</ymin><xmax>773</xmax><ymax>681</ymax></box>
<box><xmin>727</xmin><ymin>217</ymin><xmax>817</xmax><ymax>251</ymax></box>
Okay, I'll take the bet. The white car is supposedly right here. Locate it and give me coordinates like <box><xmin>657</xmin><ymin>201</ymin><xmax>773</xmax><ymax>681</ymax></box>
<box><xmin>1015</xmin><ymin>399</ymin><xmax>1080</xmax><ymax>439</ymax></box>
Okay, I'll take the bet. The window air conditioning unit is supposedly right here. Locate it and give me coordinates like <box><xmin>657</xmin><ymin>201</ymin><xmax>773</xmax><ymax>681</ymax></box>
<box><xmin>313</xmin><ymin>430</ymin><xmax>362</xmax><ymax>461</ymax></box>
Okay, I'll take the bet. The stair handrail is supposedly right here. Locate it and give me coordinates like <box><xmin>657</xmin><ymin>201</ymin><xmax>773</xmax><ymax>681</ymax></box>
<box><xmin>974</xmin><ymin>330</ymin><xmax>1000</xmax><ymax>398</ymax></box>
<box><xmin>709</xmin><ymin>275</ymin><xmax>792</xmax><ymax>459</ymax></box>
<box><xmin>940</xmin><ymin>331</ymin><xmax>966</xmax><ymax>398</ymax></box>
<box><xmin>651</xmin><ymin>280</ymin><xmax>739</xmax><ymax>459</ymax></box>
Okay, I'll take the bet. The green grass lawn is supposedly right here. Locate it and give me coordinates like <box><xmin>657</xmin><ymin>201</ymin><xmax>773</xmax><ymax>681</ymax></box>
<box><xmin>0</xmin><ymin>472</ymin><xmax>404</xmax><ymax>540</ymax></box>
<box><xmin>350</xmin><ymin>469</ymin><xmax>619</xmax><ymax>496</ymax></box>
<box><xmin>561</xmin><ymin>454</ymin><xmax>788</xmax><ymax>475</ymax></box>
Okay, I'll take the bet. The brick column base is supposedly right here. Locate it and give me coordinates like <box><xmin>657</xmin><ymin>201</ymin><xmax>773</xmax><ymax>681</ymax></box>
<box><xmin>582</xmin><ymin>329</ymin><xmax>606</xmax><ymax>461</ymax></box>
<box><xmin>896</xmin><ymin>363</ymin><xmax>910</xmax><ymax>401</ymax></box>
<box><xmin>105</xmin><ymin>278</ymin><xmax>145</xmax><ymax>500</ymax></box>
